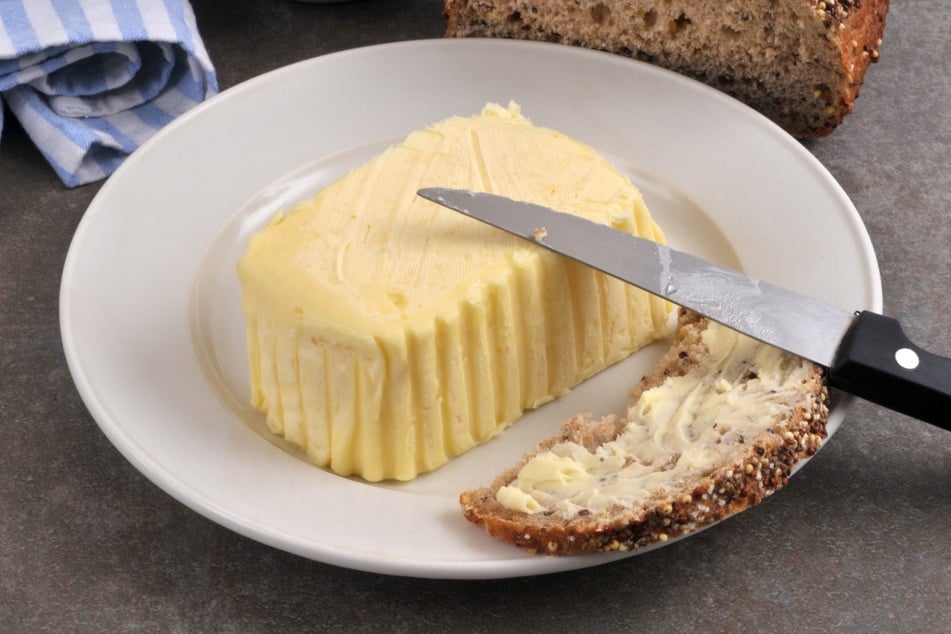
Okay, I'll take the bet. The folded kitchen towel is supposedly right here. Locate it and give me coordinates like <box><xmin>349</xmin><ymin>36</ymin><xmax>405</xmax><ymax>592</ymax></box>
<box><xmin>0</xmin><ymin>0</ymin><xmax>217</xmax><ymax>187</ymax></box>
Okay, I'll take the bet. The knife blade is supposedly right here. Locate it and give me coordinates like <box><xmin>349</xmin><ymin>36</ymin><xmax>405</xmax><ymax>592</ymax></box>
<box><xmin>417</xmin><ymin>187</ymin><xmax>951</xmax><ymax>428</ymax></box>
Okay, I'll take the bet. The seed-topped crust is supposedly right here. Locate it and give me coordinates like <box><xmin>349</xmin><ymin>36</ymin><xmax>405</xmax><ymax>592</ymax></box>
<box><xmin>459</xmin><ymin>311</ymin><xmax>830</xmax><ymax>555</ymax></box>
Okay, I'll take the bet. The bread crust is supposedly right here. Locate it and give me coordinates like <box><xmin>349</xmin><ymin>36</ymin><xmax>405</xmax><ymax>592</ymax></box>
<box><xmin>459</xmin><ymin>311</ymin><xmax>830</xmax><ymax>555</ymax></box>
<box><xmin>443</xmin><ymin>0</ymin><xmax>888</xmax><ymax>137</ymax></box>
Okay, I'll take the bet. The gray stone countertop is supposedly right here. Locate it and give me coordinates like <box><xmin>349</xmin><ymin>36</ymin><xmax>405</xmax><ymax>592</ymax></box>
<box><xmin>1</xmin><ymin>1</ymin><xmax>948</xmax><ymax>631</ymax></box>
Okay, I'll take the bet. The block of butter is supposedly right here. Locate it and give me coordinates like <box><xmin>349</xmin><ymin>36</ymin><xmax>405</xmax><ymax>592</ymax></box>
<box><xmin>237</xmin><ymin>103</ymin><xmax>671</xmax><ymax>481</ymax></box>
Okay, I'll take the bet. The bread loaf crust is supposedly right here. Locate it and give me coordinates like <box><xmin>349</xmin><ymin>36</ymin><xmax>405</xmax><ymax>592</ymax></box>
<box><xmin>459</xmin><ymin>311</ymin><xmax>830</xmax><ymax>555</ymax></box>
<box><xmin>443</xmin><ymin>0</ymin><xmax>888</xmax><ymax>137</ymax></box>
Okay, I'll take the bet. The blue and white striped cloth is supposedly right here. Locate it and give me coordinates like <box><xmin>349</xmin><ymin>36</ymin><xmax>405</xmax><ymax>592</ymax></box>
<box><xmin>0</xmin><ymin>1</ymin><xmax>217</xmax><ymax>187</ymax></box>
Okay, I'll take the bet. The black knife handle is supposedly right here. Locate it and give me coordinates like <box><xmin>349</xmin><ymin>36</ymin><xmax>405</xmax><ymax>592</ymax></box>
<box><xmin>829</xmin><ymin>311</ymin><xmax>951</xmax><ymax>429</ymax></box>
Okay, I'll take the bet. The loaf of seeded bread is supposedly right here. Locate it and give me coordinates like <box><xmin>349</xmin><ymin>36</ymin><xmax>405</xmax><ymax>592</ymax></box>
<box><xmin>459</xmin><ymin>311</ymin><xmax>830</xmax><ymax>555</ymax></box>
<box><xmin>444</xmin><ymin>0</ymin><xmax>888</xmax><ymax>137</ymax></box>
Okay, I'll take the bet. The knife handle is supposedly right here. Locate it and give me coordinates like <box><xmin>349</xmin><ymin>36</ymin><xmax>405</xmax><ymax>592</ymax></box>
<box><xmin>830</xmin><ymin>311</ymin><xmax>951</xmax><ymax>428</ymax></box>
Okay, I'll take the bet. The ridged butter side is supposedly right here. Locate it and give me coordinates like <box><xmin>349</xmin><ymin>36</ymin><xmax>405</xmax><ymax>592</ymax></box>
<box><xmin>238</xmin><ymin>103</ymin><xmax>671</xmax><ymax>481</ymax></box>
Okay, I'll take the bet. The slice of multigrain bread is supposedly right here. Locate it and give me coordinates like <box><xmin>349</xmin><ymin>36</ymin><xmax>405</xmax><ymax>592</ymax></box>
<box><xmin>460</xmin><ymin>311</ymin><xmax>829</xmax><ymax>555</ymax></box>
<box><xmin>443</xmin><ymin>0</ymin><xmax>888</xmax><ymax>137</ymax></box>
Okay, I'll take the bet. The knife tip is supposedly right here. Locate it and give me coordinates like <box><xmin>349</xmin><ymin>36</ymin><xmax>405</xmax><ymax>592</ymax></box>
<box><xmin>417</xmin><ymin>187</ymin><xmax>476</xmax><ymax>215</ymax></box>
<box><xmin>416</xmin><ymin>187</ymin><xmax>443</xmax><ymax>202</ymax></box>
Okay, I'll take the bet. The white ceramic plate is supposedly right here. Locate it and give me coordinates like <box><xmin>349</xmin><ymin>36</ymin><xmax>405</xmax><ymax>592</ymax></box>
<box><xmin>60</xmin><ymin>39</ymin><xmax>882</xmax><ymax>579</ymax></box>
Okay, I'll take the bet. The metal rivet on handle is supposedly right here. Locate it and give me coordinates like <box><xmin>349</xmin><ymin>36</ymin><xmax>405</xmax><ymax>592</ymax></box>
<box><xmin>895</xmin><ymin>347</ymin><xmax>920</xmax><ymax>370</ymax></box>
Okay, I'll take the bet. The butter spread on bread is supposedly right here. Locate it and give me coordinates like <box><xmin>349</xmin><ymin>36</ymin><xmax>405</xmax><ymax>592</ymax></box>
<box><xmin>460</xmin><ymin>311</ymin><xmax>829</xmax><ymax>554</ymax></box>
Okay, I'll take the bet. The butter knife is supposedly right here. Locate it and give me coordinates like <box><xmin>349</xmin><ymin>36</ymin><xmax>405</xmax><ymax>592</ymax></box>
<box><xmin>417</xmin><ymin>187</ymin><xmax>951</xmax><ymax>428</ymax></box>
